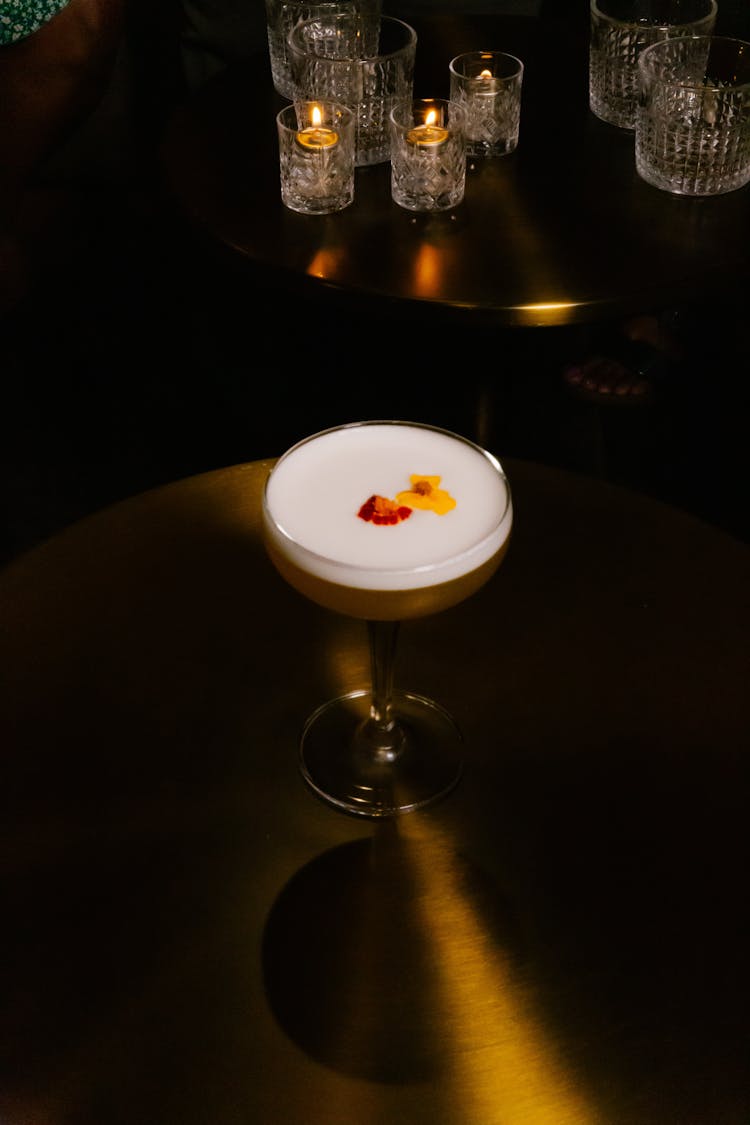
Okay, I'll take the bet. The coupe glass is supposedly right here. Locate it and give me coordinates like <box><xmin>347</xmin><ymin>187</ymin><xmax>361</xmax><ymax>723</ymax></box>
<box><xmin>262</xmin><ymin>421</ymin><xmax>513</xmax><ymax>818</ymax></box>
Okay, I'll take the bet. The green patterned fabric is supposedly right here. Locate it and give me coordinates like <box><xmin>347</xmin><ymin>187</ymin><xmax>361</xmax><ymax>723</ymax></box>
<box><xmin>0</xmin><ymin>0</ymin><xmax>70</xmax><ymax>45</ymax></box>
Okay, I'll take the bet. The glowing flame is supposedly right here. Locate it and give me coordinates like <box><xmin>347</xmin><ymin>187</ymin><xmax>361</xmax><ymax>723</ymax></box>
<box><xmin>479</xmin><ymin>68</ymin><xmax>493</xmax><ymax>79</ymax></box>
<box><xmin>424</xmin><ymin>109</ymin><xmax>438</xmax><ymax>127</ymax></box>
<box><xmin>311</xmin><ymin>104</ymin><xmax>322</xmax><ymax>127</ymax></box>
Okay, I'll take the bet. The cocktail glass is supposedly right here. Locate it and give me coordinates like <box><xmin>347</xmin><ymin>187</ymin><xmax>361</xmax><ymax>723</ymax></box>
<box><xmin>262</xmin><ymin>420</ymin><xmax>513</xmax><ymax>818</ymax></box>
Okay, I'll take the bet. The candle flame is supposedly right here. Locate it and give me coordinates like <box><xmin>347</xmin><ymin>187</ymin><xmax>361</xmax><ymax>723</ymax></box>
<box><xmin>479</xmin><ymin>68</ymin><xmax>493</xmax><ymax>79</ymax></box>
<box><xmin>311</xmin><ymin>104</ymin><xmax>322</xmax><ymax>127</ymax></box>
<box><xmin>424</xmin><ymin>109</ymin><xmax>438</xmax><ymax>127</ymax></box>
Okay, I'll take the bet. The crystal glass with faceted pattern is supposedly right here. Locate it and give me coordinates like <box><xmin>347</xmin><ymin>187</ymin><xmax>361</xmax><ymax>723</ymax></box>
<box><xmin>277</xmin><ymin>100</ymin><xmax>356</xmax><ymax>214</ymax></box>
<box><xmin>265</xmin><ymin>0</ymin><xmax>381</xmax><ymax>100</ymax></box>
<box><xmin>389</xmin><ymin>99</ymin><xmax>467</xmax><ymax>212</ymax></box>
<box><xmin>288</xmin><ymin>13</ymin><xmax>416</xmax><ymax>166</ymax></box>
<box><xmin>449</xmin><ymin>51</ymin><xmax>524</xmax><ymax>158</ymax></box>
<box><xmin>589</xmin><ymin>0</ymin><xmax>717</xmax><ymax>130</ymax></box>
<box><xmin>636</xmin><ymin>35</ymin><xmax>750</xmax><ymax>196</ymax></box>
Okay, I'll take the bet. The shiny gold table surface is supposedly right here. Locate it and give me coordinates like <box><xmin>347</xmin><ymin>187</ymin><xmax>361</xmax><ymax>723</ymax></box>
<box><xmin>0</xmin><ymin>457</ymin><xmax>747</xmax><ymax>1124</ymax></box>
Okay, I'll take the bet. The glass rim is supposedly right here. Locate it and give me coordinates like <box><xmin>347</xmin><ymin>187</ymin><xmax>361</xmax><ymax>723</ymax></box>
<box><xmin>638</xmin><ymin>34</ymin><xmax>750</xmax><ymax>89</ymax></box>
<box><xmin>262</xmin><ymin>420</ymin><xmax>512</xmax><ymax>578</ymax></box>
<box><xmin>276</xmin><ymin>99</ymin><xmax>355</xmax><ymax>127</ymax></box>
<box><xmin>288</xmin><ymin>13</ymin><xmax>417</xmax><ymax>63</ymax></box>
<box><xmin>389</xmin><ymin>98</ymin><xmax>467</xmax><ymax>126</ymax></box>
<box><xmin>448</xmin><ymin>50</ymin><xmax>524</xmax><ymax>78</ymax></box>
<box><xmin>590</xmin><ymin>0</ymin><xmax>717</xmax><ymax>30</ymax></box>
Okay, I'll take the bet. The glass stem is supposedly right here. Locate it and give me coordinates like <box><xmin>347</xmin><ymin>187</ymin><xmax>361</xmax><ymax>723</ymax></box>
<box><xmin>359</xmin><ymin>619</ymin><xmax>404</xmax><ymax>762</ymax></box>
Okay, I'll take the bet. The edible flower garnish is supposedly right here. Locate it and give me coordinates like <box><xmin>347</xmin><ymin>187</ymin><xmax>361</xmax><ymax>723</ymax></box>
<box><xmin>396</xmin><ymin>475</ymin><xmax>456</xmax><ymax>515</ymax></box>
<box><xmin>358</xmin><ymin>495</ymin><xmax>412</xmax><ymax>525</ymax></box>
<box><xmin>358</xmin><ymin>475</ymin><xmax>456</xmax><ymax>525</ymax></box>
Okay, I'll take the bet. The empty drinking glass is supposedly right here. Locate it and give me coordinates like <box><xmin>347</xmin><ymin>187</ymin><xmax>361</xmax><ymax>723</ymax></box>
<box><xmin>265</xmin><ymin>0</ymin><xmax>382</xmax><ymax>100</ymax></box>
<box><xmin>635</xmin><ymin>35</ymin><xmax>750</xmax><ymax>195</ymax></box>
<box><xmin>589</xmin><ymin>0</ymin><xmax>717</xmax><ymax>129</ymax></box>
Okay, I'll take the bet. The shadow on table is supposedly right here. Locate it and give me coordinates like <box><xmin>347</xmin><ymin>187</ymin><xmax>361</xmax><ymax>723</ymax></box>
<box><xmin>262</xmin><ymin>826</ymin><xmax>528</xmax><ymax>1084</ymax></box>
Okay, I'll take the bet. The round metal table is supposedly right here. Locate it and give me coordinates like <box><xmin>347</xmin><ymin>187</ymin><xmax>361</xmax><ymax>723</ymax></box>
<box><xmin>160</xmin><ymin>11</ymin><xmax>750</xmax><ymax>327</ymax></box>
<box><xmin>0</xmin><ymin>457</ymin><xmax>747</xmax><ymax>1123</ymax></box>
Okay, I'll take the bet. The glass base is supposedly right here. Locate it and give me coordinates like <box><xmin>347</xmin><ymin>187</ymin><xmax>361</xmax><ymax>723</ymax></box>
<box><xmin>299</xmin><ymin>689</ymin><xmax>463</xmax><ymax>818</ymax></box>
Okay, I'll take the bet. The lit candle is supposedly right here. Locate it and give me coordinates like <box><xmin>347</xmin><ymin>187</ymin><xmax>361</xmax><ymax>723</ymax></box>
<box><xmin>295</xmin><ymin>104</ymin><xmax>339</xmax><ymax>151</ymax></box>
<box><xmin>473</xmin><ymin>67</ymin><xmax>501</xmax><ymax>95</ymax></box>
<box><xmin>406</xmin><ymin>108</ymin><xmax>449</xmax><ymax>150</ymax></box>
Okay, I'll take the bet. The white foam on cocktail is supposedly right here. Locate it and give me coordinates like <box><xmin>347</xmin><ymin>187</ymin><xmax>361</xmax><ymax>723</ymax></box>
<box><xmin>263</xmin><ymin>423</ymin><xmax>512</xmax><ymax>591</ymax></box>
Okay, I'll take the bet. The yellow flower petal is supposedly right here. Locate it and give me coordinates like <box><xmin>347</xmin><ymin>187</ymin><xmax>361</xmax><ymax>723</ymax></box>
<box><xmin>396</xmin><ymin>475</ymin><xmax>456</xmax><ymax>515</ymax></box>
